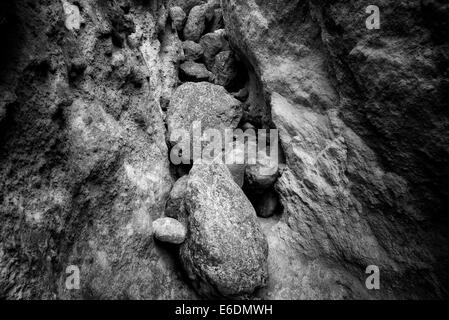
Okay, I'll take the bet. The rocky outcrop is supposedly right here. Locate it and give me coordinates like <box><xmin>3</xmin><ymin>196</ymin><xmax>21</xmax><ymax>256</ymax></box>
<box><xmin>180</xmin><ymin>161</ymin><xmax>268</xmax><ymax>298</ymax></box>
<box><xmin>222</xmin><ymin>0</ymin><xmax>449</xmax><ymax>299</ymax></box>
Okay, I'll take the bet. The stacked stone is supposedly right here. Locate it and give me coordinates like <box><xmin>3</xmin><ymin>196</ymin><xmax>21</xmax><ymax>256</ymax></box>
<box><xmin>168</xmin><ymin>1</ymin><xmax>237</xmax><ymax>88</ymax></box>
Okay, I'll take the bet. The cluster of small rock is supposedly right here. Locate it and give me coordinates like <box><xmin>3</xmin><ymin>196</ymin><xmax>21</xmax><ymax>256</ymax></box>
<box><xmin>150</xmin><ymin>0</ymin><xmax>284</xmax><ymax>299</ymax></box>
<box><xmin>168</xmin><ymin>1</ymin><xmax>238</xmax><ymax>88</ymax></box>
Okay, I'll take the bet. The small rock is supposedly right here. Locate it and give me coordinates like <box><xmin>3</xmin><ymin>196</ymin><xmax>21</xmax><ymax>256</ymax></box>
<box><xmin>170</xmin><ymin>0</ymin><xmax>206</xmax><ymax>14</ymax></box>
<box><xmin>127</xmin><ymin>33</ymin><xmax>141</xmax><ymax>49</ymax></box>
<box><xmin>210</xmin><ymin>8</ymin><xmax>225</xmax><ymax>32</ymax></box>
<box><xmin>180</xmin><ymin>161</ymin><xmax>268</xmax><ymax>298</ymax></box>
<box><xmin>156</xmin><ymin>5</ymin><xmax>168</xmax><ymax>35</ymax></box>
<box><xmin>165</xmin><ymin>176</ymin><xmax>189</xmax><ymax>223</ymax></box>
<box><xmin>182</xmin><ymin>41</ymin><xmax>204</xmax><ymax>61</ymax></box>
<box><xmin>153</xmin><ymin>217</ymin><xmax>187</xmax><ymax>245</ymax></box>
<box><xmin>62</xmin><ymin>0</ymin><xmax>81</xmax><ymax>31</ymax></box>
<box><xmin>180</xmin><ymin>61</ymin><xmax>214</xmax><ymax>82</ymax></box>
<box><xmin>200</xmin><ymin>30</ymin><xmax>230</xmax><ymax>69</ymax></box>
<box><xmin>170</xmin><ymin>6</ymin><xmax>187</xmax><ymax>31</ymax></box>
<box><xmin>241</xmin><ymin>122</ymin><xmax>255</xmax><ymax>131</ymax></box>
<box><xmin>111</xmin><ymin>51</ymin><xmax>126</xmax><ymax>68</ymax></box>
<box><xmin>184</xmin><ymin>4</ymin><xmax>213</xmax><ymax>42</ymax></box>
<box><xmin>224</xmin><ymin>141</ymin><xmax>247</xmax><ymax>188</ymax></box>
<box><xmin>213</xmin><ymin>50</ymin><xmax>238</xmax><ymax>87</ymax></box>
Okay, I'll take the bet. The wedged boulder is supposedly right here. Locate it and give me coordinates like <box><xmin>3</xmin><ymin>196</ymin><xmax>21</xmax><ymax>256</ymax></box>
<box><xmin>182</xmin><ymin>40</ymin><xmax>204</xmax><ymax>61</ymax></box>
<box><xmin>180</xmin><ymin>61</ymin><xmax>214</xmax><ymax>82</ymax></box>
<box><xmin>199</xmin><ymin>30</ymin><xmax>230</xmax><ymax>69</ymax></box>
<box><xmin>167</xmin><ymin>82</ymin><xmax>242</xmax><ymax>145</ymax></box>
<box><xmin>212</xmin><ymin>50</ymin><xmax>238</xmax><ymax>87</ymax></box>
<box><xmin>183</xmin><ymin>4</ymin><xmax>213</xmax><ymax>42</ymax></box>
<box><xmin>169</xmin><ymin>6</ymin><xmax>186</xmax><ymax>32</ymax></box>
<box><xmin>180</xmin><ymin>161</ymin><xmax>268</xmax><ymax>298</ymax></box>
<box><xmin>153</xmin><ymin>217</ymin><xmax>187</xmax><ymax>245</ymax></box>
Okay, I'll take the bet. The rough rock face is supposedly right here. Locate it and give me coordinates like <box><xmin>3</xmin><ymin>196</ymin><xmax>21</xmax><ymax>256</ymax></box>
<box><xmin>0</xmin><ymin>0</ymin><xmax>195</xmax><ymax>299</ymax></box>
<box><xmin>180</xmin><ymin>161</ymin><xmax>268</xmax><ymax>298</ymax></box>
<box><xmin>222</xmin><ymin>0</ymin><xmax>449</xmax><ymax>299</ymax></box>
<box><xmin>167</xmin><ymin>82</ymin><xmax>242</xmax><ymax>144</ymax></box>
<box><xmin>180</xmin><ymin>61</ymin><xmax>214</xmax><ymax>82</ymax></box>
<box><xmin>183</xmin><ymin>4</ymin><xmax>212</xmax><ymax>42</ymax></box>
<box><xmin>169</xmin><ymin>6</ymin><xmax>186</xmax><ymax>32</ymax></box>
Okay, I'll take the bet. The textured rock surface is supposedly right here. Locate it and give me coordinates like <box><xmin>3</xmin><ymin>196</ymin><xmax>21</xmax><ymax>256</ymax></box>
<box><xmin>169</xmin><ymin>6</ymin><xmax>186</xmax><ymax>32</ymax></box>
<box><xmin>167</xmin><ymin>82</ymin><xmax>242</xmax><ymax>144</ymax></box>
<box><xmin>180</xmin><ymin>161</ymin><xmax>268</xmax><ymax>298</ymax></box>
<box><xmin>200</xmin><ymin>30</ymin><xmax>230</xmax><ymax>69</ymax></box>
<box><xmin>183</xmin><ymin>4</ymin><xmax>212</xmax><ymax>42</ymax></box>
<box><xmin>182</xmin><ymin>40</ymin><xmax>204</xmax><ymax>61</ymax></box>
<box><xmin>1</xmin><ymin>0</ymin><xmax>449</xmax><ymax>301</ymax></box>
<box><xmin>0</xmin><ymin>0</ymin><xmax>195</xmax><ymax>300</ymax></box>
<box><xmin>153</xmin><ymin>218</ymin><xmax>187</xmax><ymax>245</ymax></box>
<box><xmin>223</xmin><ymin>0</ymin><xmax>449</xmax><ymax>299</ymax></box>
<box><xmin>165</xmin><ymin>175</ymin><xmax>189</xmax><ymax>224</ymax></box>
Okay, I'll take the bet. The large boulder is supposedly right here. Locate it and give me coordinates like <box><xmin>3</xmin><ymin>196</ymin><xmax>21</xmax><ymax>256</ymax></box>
<box><xmin>180</xmin><ymin>161</ymin><xmax>268</xmax><ymax>298</ymax></box>
<box><xmin>167</xmin><ymin>82</ymin><xmax>243</xmax><ymax>146</ymax></box>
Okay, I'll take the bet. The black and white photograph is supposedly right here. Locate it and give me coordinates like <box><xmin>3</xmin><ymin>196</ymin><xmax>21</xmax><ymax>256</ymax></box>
<box><xmin>0</xmin><ymin>0</ymin><xmax>448</xmax><ymax>309</ymax></box>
